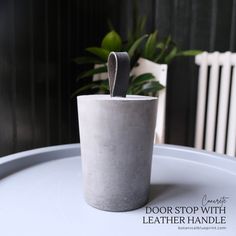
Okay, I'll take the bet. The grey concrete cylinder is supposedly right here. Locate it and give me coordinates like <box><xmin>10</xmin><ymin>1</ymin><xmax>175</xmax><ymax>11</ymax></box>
<box><xmin>77</xmin><ymin>95</ymin><xmax>157</xmax><ymax>212</ymax></box>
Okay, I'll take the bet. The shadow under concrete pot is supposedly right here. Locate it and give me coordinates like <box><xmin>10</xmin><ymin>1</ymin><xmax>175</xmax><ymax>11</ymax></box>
<box><xmin>77</xmin><ymin>94</ymin><xmax>157</xmax><ymax>212</ymax></box>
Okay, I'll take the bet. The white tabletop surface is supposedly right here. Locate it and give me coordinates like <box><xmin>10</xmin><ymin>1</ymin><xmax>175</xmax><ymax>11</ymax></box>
<box><xmin>0</xmin><ymin>144</ymin><xmax>235</xmax><ymax>236</ymax></box>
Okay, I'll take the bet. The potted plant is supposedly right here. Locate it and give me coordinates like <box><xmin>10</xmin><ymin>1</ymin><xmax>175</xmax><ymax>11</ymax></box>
<box><xmin>73</xmin><ymin>20</ymin><xmax>201</xmax><ymax>96</ymax></box>
<box><xmin>73</xmin><ymin>29</ymin><xmax>163</xmax><ymax>97</ymax></box>
<box><xmin>74</xmin><ymin>14</ymin><xmax>201</xmax><ymax>143</ymax></box>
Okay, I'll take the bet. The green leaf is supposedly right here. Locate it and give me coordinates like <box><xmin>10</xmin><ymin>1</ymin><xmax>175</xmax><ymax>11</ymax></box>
<box><xmin>128</xmin><ymin>74</ymin><xmax>165</xmax><ymax>95</ymax></box>
<box><xmin>101</xmin><ymin>31</ymin><xmax>122</xmax><ymax>51</ymax></box>
<box><xmin>135</xmin><ymin>81</ymin><xmax>164</xmax><ymax>95</ymax></box>
<box><xmin>156</xmin><ymin>42</ymin><xmax>164</xmax><ymax>49</ymax></box>
<box><xmin>164</xmin><ymin>46</ymin><xmax>178</xmax><ymax>64</ymax></box>
<box><xmin>176</xmin><ymin>50</ymin><xmax>202</xmax><ymax>56</ymax></box>
<box><xmin>77</xmin><ymin>65</ymin><xmax>107</xmax><ymax>80</ymax></box>
<box><xmin>128</xmin><ymin>34</ymin><xmax>148</xmax><ymax>59</ymax></box>
<box><xmin>136</xmin><ymin>16</ymin><xmax>147</xmax><ymax>38</ymax></box>
<box><xmin>99</xmin><ymin>79</ymin><xmax>110</xmax><ymax>92</ymax></box>
<box><xmin>128</xmin><ymin>84</ymin><xmax>141</xmax><ymax>95</ymax></box>
<box><xmin>132</xmin><ymin>73</ymin><xmax>155</xmax><ymax>86</ymax></box>
<box><xmin>73</xmin><ymin>56</ymin><xmax>104</xmax><ymax>65</ymax></box>
<box><xmin>86</xmin><ymin>47</ymin><xmax>110</xmax><ymax>61</ymax></box>
<box><xmin>143</xmin><ymin>81</ymin><xmax>164</xmax><ymax>91</ymax></box>
<box><xmin>143</xmin><ymin>30</ymin><xmax>158</xmax><ymax>60</ymax></box>
<box><xmin>154</xmin><ymin>36</ymin><xmax>171</xmax><ymax>63</ymax></box>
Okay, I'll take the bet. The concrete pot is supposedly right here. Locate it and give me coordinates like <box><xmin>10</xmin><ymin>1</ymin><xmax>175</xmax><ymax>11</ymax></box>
<box><xmin>92</xmin><ymin>57</ymin><xmax>168</xmax><ymax>144</ymax></box>
<box><xmin>77</xmin><ymin>94</ymin><xmax>157</xmax><ymax>211</ymax></box>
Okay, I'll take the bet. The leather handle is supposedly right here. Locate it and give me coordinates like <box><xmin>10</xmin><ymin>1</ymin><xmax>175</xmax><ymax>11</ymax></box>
<box><xmin>108</xmin><ymin>52</ymin><xmax>130</xmax><ymax>97</ymax></box>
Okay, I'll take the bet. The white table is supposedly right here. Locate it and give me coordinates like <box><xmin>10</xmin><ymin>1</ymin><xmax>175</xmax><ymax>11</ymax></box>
<box><xmin>0</xmin><ymin>144</ymin><xmax>235</xmax><ymax>236</ymax></box>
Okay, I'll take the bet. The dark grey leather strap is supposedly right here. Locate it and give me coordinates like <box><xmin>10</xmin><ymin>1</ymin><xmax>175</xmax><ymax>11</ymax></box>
<box><xmin>108</xmin><ymin>52</ymin><xmax>130</xmax><ymax>97</ymax></box>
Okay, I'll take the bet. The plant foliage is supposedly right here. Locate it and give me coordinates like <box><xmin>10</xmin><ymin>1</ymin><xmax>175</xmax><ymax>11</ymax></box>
<box><xmin>73</xmin><ymin>5</ymin><xmax>201</xmax><ymax>97</ymax></box>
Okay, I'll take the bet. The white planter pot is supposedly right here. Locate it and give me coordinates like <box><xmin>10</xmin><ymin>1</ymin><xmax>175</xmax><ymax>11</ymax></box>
<box><xmin>132</xmin><ymin>58</ymin><xmax>168</xmax><ymax>144</ymax></box>
<box><xmin>77</xmin><ymin>94</ymin><xmax>157</xmax><ymax>212</ymax></box>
